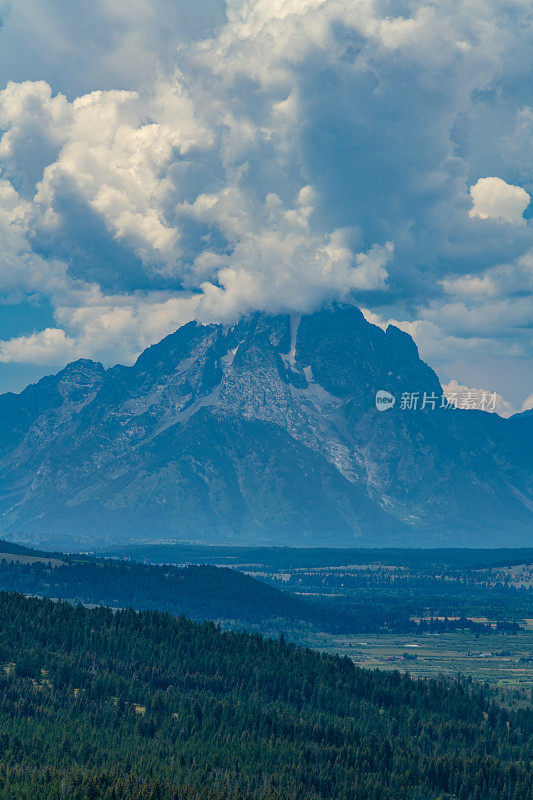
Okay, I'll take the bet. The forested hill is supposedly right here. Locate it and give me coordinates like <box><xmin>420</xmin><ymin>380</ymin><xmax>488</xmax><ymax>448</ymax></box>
<box><xmin>0</xmin><ymin>548</ymin><xmax>307</xmax><ymax>623</ymax></box>
<box><xmin>0</xmin><ymin>542</ymin><xmax>529</xmax><ymax>636</ymax></box>
<box><xmin>0</xmin><ymin>545</ymin><xmax>391</xmax><ymax>634</ymax></box>
<box><xmin>0</xmin><ymin>592</ymin><xmax>531</xmax><ymax>800</ymax></box>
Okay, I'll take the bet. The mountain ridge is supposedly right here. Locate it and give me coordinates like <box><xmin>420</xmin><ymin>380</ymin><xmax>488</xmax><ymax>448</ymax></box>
<box><xmin>0</xmin><ymin>304</ymin><xmax>531</xmax><ymax>548</ymax></box>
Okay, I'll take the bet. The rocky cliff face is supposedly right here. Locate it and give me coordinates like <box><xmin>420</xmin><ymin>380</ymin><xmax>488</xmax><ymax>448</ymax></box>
<box><xmin>0</xmin><ymin>305</ymin><xmax>531</xmax><ymax>547</ymax></box>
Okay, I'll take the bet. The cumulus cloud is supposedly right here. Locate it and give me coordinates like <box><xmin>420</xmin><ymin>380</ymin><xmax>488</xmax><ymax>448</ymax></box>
<box><xmin>469</xmin><ymin>177</ymin><xmax>530</xmax><ymax>225</ymax></box>
<box><xmin>442</xmin><ymin>378</ymin><xmax>517</xmax><ymax>418</ymax></box>
<box><xmin>522</xmin><ymin>394</ymin><xmax>533</xmax><ymax>412</ymax></box>
<box><xmin>0</xmin><ymin>327</ymin><xmax>75</xmax><ymax>365</ymax></box>
<box><xmin>0</xmin><ymin>288</ymin><xmax>203</xmax><ymax>367</ymax></box>
<box><xmin>440</xmin><ymin>275</ymin><xmax>497</xmax><ymax>298</ymax></box>
<box><xmin>0</xmin><ymin>0</ymin><xmax>531</xmax><ymax>406</ymax></box>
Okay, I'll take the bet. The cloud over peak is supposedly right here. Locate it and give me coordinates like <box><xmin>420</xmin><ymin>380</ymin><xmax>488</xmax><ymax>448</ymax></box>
<box><xmin>0</xmin><ymin>0</ymin><xmax>531</xmax><ymax>408</ymax></box>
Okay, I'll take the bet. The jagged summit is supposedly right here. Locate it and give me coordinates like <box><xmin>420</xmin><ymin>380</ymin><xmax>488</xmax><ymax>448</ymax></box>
<box><xmin>0</xmin><ymin>304</ymin><xmax>531</xmax><ymax>548</ymax></box>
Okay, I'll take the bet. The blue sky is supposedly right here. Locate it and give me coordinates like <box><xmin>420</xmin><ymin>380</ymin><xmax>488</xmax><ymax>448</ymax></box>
<box><xmin>0</xmin><ymin>0</ymin><xmax>532</xmax><ymax>413</ymax></box>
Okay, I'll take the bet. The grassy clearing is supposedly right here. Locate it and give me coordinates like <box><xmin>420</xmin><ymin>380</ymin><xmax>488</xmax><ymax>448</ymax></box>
<box><xmin>0</xmin><ymin>553</ymin><xmax>65</xmax><ymax>567</ymax></box>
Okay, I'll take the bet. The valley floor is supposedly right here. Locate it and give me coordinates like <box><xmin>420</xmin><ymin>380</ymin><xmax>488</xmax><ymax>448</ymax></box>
<box><xmin>302</xmin><ymin>629</ymin><xmax>532</xmax><ymax>695</ymax></box>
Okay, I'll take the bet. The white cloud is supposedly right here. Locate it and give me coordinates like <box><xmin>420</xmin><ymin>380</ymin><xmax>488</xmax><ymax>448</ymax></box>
<box><xmin>0</xmin><ymin>80</ymin><xmax>71</xmax><ymax>196</ymax></box>
<box><xmin>440</xmin><ymin>275</ymin><xmax>496</xmax><ymax>297</ymax></box>
<box><xmin>183</xmin><ymin>188</ymin><xmax>393</xmax><ymax>319</ymax></box>
<box><xmin>0</xmin><ymin>173</ymin><xmax>203</xmax><ymax>365</ymax></box>
<box><xmin>522</xmin><ymin>394</ymin><xmax>533</xmax><ymax>412</ymax></box>
<box><xmin>27</xmin><ymin>81</ymin><xmax>212</xmax><ymax>272</ymax></box>
<box><xmin>0</xmin><ymin>291</ymin><xmax>202</xmax><ymax>367</ymax></box>
<box><xmin>469</xmin><ymin>177</ymin><xmax>530</xmax><ymax>225</ymax></box>
<box><xmin>0</xmin><ymin>327</ymin><xmax>75</xmax><ymax>365</ymax></box>
<box><xmin>442</xmin><ymin>378</ymin><xmax>517</xmax><ymax>418</ymax></box>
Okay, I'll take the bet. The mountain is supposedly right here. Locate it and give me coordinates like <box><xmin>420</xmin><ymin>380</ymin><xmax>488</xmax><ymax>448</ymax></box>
<box><xmin>0</xmin><ymin>304</ymin><xmax>531</xmax><ymax>547</ymax></box>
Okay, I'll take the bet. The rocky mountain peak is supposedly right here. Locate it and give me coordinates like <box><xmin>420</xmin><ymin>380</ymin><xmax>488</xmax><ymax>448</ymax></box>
<box><xmin>0</xmin><ymin>304</ymin><xmax>530</xmax><ymax>548</ymax></box>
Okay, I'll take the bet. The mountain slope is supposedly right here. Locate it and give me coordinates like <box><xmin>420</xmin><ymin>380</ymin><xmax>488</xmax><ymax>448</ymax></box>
<box><xmin>0</xmin><ymin>592</ymin><xmax>531</xmax><ymax>800</ymax></box>
<box><xmin>0</xmin><ymin>304</ymin><xmax>531</xmax><ymax>547</ymax></box>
